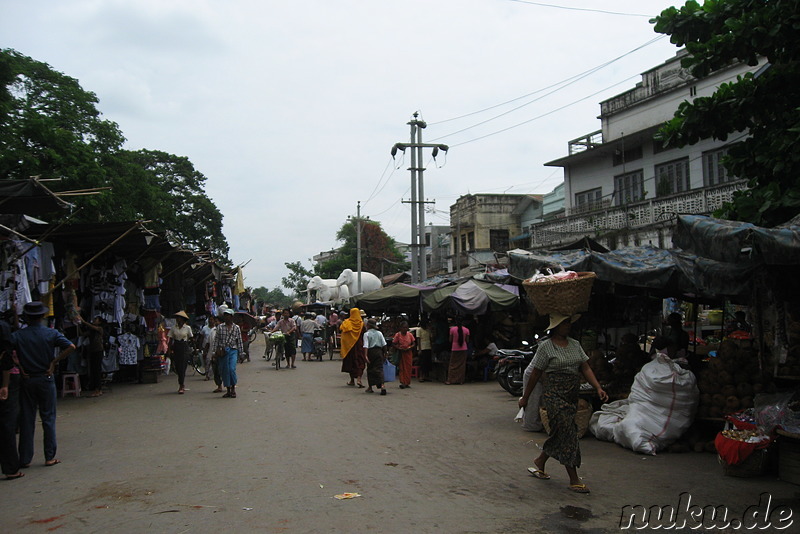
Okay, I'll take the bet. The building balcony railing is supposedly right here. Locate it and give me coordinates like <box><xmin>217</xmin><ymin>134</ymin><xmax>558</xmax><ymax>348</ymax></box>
<box><xmin>568</xmin><ymin>130</ymin><xmax>604</xmax><ymax>155</ymax></box>
<box><xmin>569</xmin><ymin>198</ymin><xmax>612</xmax><ymax>216</ymax></box>
<box><xmin>527</xmin><ymin>181</ymin><xmax>747</xmax><ymax>249</ymax></box>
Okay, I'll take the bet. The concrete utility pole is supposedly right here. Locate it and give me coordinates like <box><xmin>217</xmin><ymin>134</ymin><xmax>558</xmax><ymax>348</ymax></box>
<box><xmin>347</xmin><ymin>202</ymin><xmax>363</xmax><ymax>294</ymax></box>
<box><xmin>356</xmin><ymin>201</ymin><xmax>362</xmax><ymax>294</ymax></box>
<box><xmin>392</xmin><ymin>113</ymin><xmax>448</xmax><ymax>283</ymax></box>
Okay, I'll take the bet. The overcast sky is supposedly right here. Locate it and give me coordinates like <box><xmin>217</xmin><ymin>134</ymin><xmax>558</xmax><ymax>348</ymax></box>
<box><xmin>2</xmin><ymin>0</ymin><xmax>683</xmax><ymax>291</ymax></box>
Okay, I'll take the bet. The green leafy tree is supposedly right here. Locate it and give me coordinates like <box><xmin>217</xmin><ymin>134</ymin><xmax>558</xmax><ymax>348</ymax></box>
<box><xmin>126</xmin><ymin>149</ymin><xmax>228</xmax><ymax>258</ymax></box>
<box><xmin>252</xmin><ymin>286</ymin><xmax>293</xmax><ymax>310</ymax></box>
<box><xmin>281</xmin><ymin>261</ymin><xmax>314</xmax><ymax>299</ymax></box>
<box><xmin>653</xmin><ymin>0</ymin><xmax>800</xmax><ymax>226</ymax></box>
<box><xmin>0</xmin><ymin>48</ymin><xmax>124</xmax><ymax>214</ymax></box>
<box><xmin>316</xmin><ymin>219</ymin><xmax>408</xmax><ymax>279</ymax></box>
<box><xmin>0</xmin><ymin>48</ymin><xmax>230</xmax><ymax>256</ymax></box>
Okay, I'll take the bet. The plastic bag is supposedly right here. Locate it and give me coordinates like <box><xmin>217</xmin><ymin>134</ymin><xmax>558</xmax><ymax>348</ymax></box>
<box><xmin>754</xmin><ymin>391</ymin><xmax>798</xmax><ymax>434</ymax></box>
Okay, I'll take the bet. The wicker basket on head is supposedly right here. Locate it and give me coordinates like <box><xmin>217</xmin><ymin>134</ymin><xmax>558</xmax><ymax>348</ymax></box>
<box><xmin>522</xmin><ymin>271</ymin><xmax>596</xmax><ymax>316</ymax></box>
<box><xmin>539</xmin><ymin>399</ymin><xmax>593</xmax><ymax>439</ymax></box>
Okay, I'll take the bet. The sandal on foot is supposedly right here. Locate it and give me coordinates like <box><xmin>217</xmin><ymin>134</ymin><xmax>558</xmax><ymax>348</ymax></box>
<box><xmin>527</xmin><ymin>467</ymin><xmax>550</xmax><ymax>480</ymax></box>
<box><xmin>5</xmin><ymin>472</ymin><xmax>24</xmax><ymax>480</ymax></box>
<box><xmin>45</xmin><ymin>459</ymin><xmax>61</xmax><ymax>467</ymax></box>
<box><xmin>568</xmin><ymin>484</ymin><xmax>590</xmax><ymax>493</ymax></box>
<box><xmin>357</xmin><ymin>383</ymin><xmax>364</xmax><ymax>388</ymax></box>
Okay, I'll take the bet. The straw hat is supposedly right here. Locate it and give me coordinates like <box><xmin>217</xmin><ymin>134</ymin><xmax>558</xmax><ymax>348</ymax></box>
<box><xmin>174</xmin><ymin>311</ymin><xmax>190</xmax><ymax>320</ymax></box>
<box><xmin>547</xmin><ymin>313</ymin><xmax>581</xmax><ymax>331</ymax></box>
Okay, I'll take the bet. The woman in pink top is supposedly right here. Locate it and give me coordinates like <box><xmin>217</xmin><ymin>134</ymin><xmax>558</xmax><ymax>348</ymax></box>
<box><xmin>446</xmin><ymin>317</ymin><xmax>470</xmax><ymax>384</ymax></box>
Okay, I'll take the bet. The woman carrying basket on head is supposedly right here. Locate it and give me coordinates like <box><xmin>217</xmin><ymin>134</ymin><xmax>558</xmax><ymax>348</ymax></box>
<box><xmin>518</xmin><ymin>313</ymin><xmax>607</xmax><ymax>494</ymax></box>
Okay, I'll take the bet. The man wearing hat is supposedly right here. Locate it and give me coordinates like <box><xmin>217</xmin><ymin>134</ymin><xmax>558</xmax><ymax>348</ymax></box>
<box><xmin>12</xmin><ymin>301</ymin><xmax>75</xmax><ymax>468</ymax></box>
<box><xmin>213</xmin><ymin>308</ymin><xmax>243</xmax><ymax>397</ymax></box>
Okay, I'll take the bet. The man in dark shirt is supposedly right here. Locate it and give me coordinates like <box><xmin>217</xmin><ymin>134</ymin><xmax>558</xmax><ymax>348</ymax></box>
<box><xmin>12</xmin><ymin>301</ymin><xmax>75</xmax><ymax>468</ymax></box>
<box><xmin>0</xmin><ymin>315</ymin><xmax>23</xmax><ymax>479</ymax></box>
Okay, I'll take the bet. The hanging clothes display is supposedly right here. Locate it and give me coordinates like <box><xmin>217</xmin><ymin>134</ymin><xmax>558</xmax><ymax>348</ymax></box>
<box><xmin>117</xmin><ymin>332</ymin><xmax>141</xmax><ymax>366</ymax></box>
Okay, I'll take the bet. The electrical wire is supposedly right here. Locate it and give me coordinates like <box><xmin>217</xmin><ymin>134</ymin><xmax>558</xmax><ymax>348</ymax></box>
<box><xmin>364</xmin><ymin>158</ymin><xmax>395</xmax><ymax>204</ymax></box>
<box><xmin>429</xmin><ymin>35</ymin><xmax>665</xmax><ymax>129</ymax></box>
<box><xmin>505</xmin><ymin>0</ymin><xmax>654</xmax><ymax>18</ymax></box>
<box><xmin>445</xmin><ymin>73</ymin><xmax>641</xmax><ymax>148</ymax></box>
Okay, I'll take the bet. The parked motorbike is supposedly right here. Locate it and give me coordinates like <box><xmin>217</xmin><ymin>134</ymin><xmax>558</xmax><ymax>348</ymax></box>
<box><xmin>494</xmin><ymin>339</ymin><xmax>540</xmax><ymax>397</ymax></box>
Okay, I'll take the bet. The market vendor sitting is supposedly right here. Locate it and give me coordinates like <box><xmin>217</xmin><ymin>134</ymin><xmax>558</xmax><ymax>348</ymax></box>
<box><xmin>472</xmin><ymin>336</ymin><xmax>499</xmax><ymax>377</ymax></box>
<box><xmin>664</xmin><ymin>313</ymin><xmax>689</xmax><ymax>355</ymax></box>
<box><xmin>611</xmin><ymin>333</ymin><xmax>649</xmax><ymax>389</ymax></box>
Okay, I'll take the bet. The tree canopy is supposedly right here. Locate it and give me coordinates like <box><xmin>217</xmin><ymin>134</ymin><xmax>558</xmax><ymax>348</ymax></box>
<box><xmin>0</xmin><ymin>48</ymin><xmax>229</xmax><ymax>258</ymax></box>
<box><xmin>252</xmin><ymin>286</ymin><xmax>293</xmax><ymax>310</ymax></box>
<box><xmin>316</xmin><ymin>219</ymin><xmax>408</xmax><ymax>279</ymax></box>
<box><xmin>653</xmin><ymin>0</ymin><xmax>800</xmax><ymax>226</ymax></box>
<box><xmin>281</xmin><ymin>261</ymin><xmax>314</xmax><ymax>299</ymax></box>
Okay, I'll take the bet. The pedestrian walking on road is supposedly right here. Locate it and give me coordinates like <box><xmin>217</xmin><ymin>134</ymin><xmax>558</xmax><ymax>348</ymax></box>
<box><xmin>167</xmin><ymin>311</ymin><xmax>193</xmax><ymax>394</ymax></box>
<box><xmin>205</xmin><ymin>316</ymin><xmax>223</xmax><ymax>391</ymax></box>
<box><xmin>340</xmin><ymin>308</ymin><xmax>366</xmax><ymax>387</ymax></box>
<box><xmin>392</xmin><ymin>321</ymin><xmax>415</xmax><ymax>389</ymax></box>
<box><xmin>272</xmin><ymin>310</ymin><xmax>298</xmax><ymax>368</ymax></box>
<box><xmin>12</xmin><ymin>301</ymin><xmax>75</xmax><ymax>469</ymax></box>
<box><xmin>363</xmin><ymin>319</ymin><xmax>387</xmax><ymax>395</ymax></box>
<box><xmin>214</xmin><ymin>308</ymin><xmax>243</xmax><ymax>398</ymax></box>
<box><xmin>518</xmin><ymin>313</ymin><xmax>608</xmax><ymax>494</ymax></box>
<box><xmin>300</xmin><ymin>313</ymin><xmax>317</xmax><ymax>361</ymax></box>
<box><xmin>446</xmin><ymin>317</ymin><xmax>470</xmax><ymax>385</ymax></box>
<box><xmin>0</xmin><ymin>315</ymin><xmax>23</xmax><ymax>479</ymax></box>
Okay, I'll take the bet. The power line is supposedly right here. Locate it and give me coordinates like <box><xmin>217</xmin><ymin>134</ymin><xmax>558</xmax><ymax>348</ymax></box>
<box><xmin>364</xmin><ymin>158</ymin><xmax>395</xmax><ymax>205</ymax></box>
<box><xmin>430</xmin><ymin>36</ymin><xmax>665</xmax><ymax>140</ymax></box>
<box><xmin>505</xmin><ymin>0</ymin><xmax>654</xmax><ymax>17</ymax></box>
<box><xmin>446</xmin><ymin>73</ymin><xmax>641</xmax><ymax>148</ymax></box>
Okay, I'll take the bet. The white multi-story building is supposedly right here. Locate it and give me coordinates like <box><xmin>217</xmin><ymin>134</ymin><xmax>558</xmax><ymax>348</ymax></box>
<box><xmin>530</xmin><ymin>50</ymin><xmax>765</xmax><ymax>250</ymax></box>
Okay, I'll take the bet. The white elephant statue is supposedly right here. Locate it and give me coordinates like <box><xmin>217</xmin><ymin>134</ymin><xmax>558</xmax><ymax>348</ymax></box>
<box><xmin>336</xmin><ymin>269</ymin><xmax>382</xmax><ymax>297</ymax></box>
<box><xmin>307</xmin><ymin>276</ymin><xmax>350</xmax><ymax>303</ymax></box>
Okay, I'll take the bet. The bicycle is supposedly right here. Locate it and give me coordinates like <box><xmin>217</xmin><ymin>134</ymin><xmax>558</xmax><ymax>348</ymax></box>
<box><xmin>187</xmin><ymin>346</ymin><xmax>207</xmax><ymax>377</ymax></box>
<box><xmin>266</xmin><ymin>331</ymin><xmax>285</xmax><ymax>370</ymax></box>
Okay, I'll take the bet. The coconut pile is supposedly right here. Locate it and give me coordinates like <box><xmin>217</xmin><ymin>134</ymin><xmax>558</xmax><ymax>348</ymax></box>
<box><xmin>695</xmin><ymin>340</ymin><xmax>776</xmax><ymax>419</ymax></box>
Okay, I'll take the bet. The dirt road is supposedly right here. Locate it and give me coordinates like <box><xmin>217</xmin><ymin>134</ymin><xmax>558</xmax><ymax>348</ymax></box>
<box><xmin>3</xmin><ymin>337</ymin><xmax>797</xmax><ymax>533</ymax></box>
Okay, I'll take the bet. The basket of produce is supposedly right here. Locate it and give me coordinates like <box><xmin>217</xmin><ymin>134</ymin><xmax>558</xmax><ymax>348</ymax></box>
<box><xmin>715</xmin><ymin>428</ymin><xmax>772</xmax><ymax>477</ymax></box>
<box><xmin>523</xmin><ymin>271</ymin><xmax>596</xmax><ymax>315</ymax></box>
<box><xmin>540</xmin><ymin>399</ymin><xmax>593</xmax><ymax>439</ymax></box>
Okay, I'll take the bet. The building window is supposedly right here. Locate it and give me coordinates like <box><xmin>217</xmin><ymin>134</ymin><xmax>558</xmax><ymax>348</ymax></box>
<box><xmin>614</xmin><ymin>170</ymin><xmax>644</xmax><ymax>206</ymax></box>
<box><xmin>655</xmin><ymin>158</ymin><xmax>690</xmax><ymax>197</ymax></box>
<box><xmin>489</xmin><ymin>229</ymin><xmax>509</xmax><ymax>252</ymax></box>
<box><xmin>612</xmin><ymin>145</ymin><xmax>642</xmax><ymax>166</ymax></box>
<box><xmin>703</xmin><ymin>147</ymin><xmax>734</xmax><ymax>186</ymax></box>
<box><xmin>468</xmin><ymin>231</ymin><xmax>475</xmax><ymax>251</ymax></box>
<box><xmin>574</xmin><ymin>187</ymin><xmax>602</xmax><ymax>212</ymax></box>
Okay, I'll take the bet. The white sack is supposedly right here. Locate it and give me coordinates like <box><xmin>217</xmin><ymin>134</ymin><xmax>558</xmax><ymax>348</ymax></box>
<box><xmin>612</xmin><ymin>354</ymin><xmax>699</xmax><ymax>455</ymax></box>
<box><xmin>520</xmin><ymin>359</ymin><xmax>544</xmax><ymax>432</ymax></box>
<box><xmin>588</xmin><ymin>399</ymin><xmax>630</xmax><ymax>442</ymax></box>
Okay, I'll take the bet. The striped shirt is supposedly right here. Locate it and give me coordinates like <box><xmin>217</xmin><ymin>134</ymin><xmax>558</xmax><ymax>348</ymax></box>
<box><xmin>213</xmin><ymin>322</ymin><xmax>243</xmax><ymax>354</ymax></box>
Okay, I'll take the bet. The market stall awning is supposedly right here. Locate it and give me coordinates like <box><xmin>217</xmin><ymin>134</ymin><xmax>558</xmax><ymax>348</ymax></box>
<box><xmin>0</xmin><ymin>179</ymin><xmax>72</xmax><ymax>214</ymax></box>
<box><xmin>674</xmin><ymin>214</ymin><xmax>800</xmax><ymax>265</ymax></box>
<box><xmin>422</xmin><ymin>279</ymin><xmax>519</xmax><ymax>315</ymax></box>
<box><xmin>351</xmin><ymin>283</ymin><xmax>430</xmax><ymax>314</ymax></box>
<box><xmin>508</xmin><ymin>245</ymin><xmax>755</xmax><ymax>299</ymax></box>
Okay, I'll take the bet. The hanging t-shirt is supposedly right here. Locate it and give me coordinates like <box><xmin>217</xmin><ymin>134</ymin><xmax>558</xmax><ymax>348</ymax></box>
<box><xmin>118</xmin><ymin>333</ymin><xmax>141</xmax><ymax>366</ymax></box>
